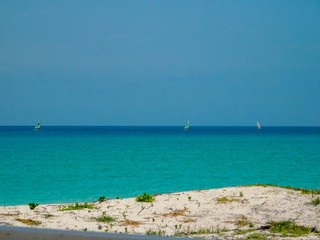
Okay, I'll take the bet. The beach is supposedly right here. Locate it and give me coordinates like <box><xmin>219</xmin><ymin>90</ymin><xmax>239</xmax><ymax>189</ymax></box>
<box><xmin>1</xmin><ymin>186</ymin><xmax>319</xmax><ymax>239</ymax></box>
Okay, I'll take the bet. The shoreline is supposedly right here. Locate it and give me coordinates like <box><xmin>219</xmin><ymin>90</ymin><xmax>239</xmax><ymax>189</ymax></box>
<box><xmin>1</xmin><ymin>186</ymin><xmax>319</xmax><ymax>239</ymax></box>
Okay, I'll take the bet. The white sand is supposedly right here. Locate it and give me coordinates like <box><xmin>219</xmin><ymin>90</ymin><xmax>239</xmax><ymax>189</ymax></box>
<box><xmin>1</xmin><ymin>186</ymin><xmax>319</xmax><ymax>239</ymax></box>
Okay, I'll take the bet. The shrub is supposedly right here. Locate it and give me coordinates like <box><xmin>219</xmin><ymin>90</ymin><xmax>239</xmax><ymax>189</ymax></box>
<box><xmin>136</xmin><ymin>193</ymin><xmax>155</xmax><ymax>203</ymax></box>
<box><xmin>98</xmin><ymin>196</ymin><xmax>106</xmax><ymax>202</ymax></box>
<box><xmin>28</xmin><ymin>203</ymin><xmax>39</xmax><ymax>210</ymax></box>
<box><xmin>311</xmin><ymin>197</ymin><xmax>320</xmax><ymax>206</ymax></box>
<box><xmin>59</xmin><ymin>202</ymin><xmax>94</xmax><ymax>211</ymax></box>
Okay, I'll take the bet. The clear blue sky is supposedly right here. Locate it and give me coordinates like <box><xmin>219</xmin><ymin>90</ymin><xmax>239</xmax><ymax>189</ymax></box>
<box><xmin>1</xmin><ymin>1</ymin><xmax>319</xmax><ymax>126</ymax></box>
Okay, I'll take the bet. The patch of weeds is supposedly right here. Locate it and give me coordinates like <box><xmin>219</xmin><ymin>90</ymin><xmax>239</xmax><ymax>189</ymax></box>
<box><xmin>16</xmin><ymin>218</ymin><xmax>41</xmax><ymax>226</ymax></box>
<box><xmin>0</xmin><ymin>213</ymin><xmax>19</xmax><ymax>216</ymax></box>
<box><xmin>123</xmin><ymin>219</ymin><xmax>142</xmax><ymax>226</ymax></box>
<box><xmin>195</xmin><ymin>228</ymin><xmax>214</xmax><ymax>234</ymax></box>
<box><xmin>28</xmin><ymin>203</ymin><xmax>39</xmax><ymax>210</ymax></box>
<box><xmin>146</xmin><ymin>229</ymin><xmax>165</xmax><ymax>236</ymax></box>
<box><xmin>216</xmin><ymin>196</ymin><xmax>239</xmax><ymax>203</ymax></box>
<box><xmin>311</xmin><ymin>197</ymin><xmax>320</xmax><ymax>206</ymax></box>
<box><xmin>188</xmin><ymin>196</ymin><xmax>192</xmax><ymax>201</ymax></box>
<box><xmin>59</xmin><ymin>202</ymin><xmax>94</xmax><ymax>211</ymax></box>
<box><xmin>95</xmin><ymin>215</ymin><xmax>115</xmax><ymax>223</ymax></box>
<box><xmin>235</xmin><ymin>228</ymin><xmax>256</xmax><ymax>235</ymax></box>
<box><xmin>246</xmin><ymin>233</ymin><xmax>269</xmax><ymax>240</ymax></box>
<box><xmin>236</xmin><ymin>215</ymin><xmax>253</xmax><ymax>227</ymax></box>
<box><xmin>98</xmin><ymin>196</ymin><xmax>106</xmax><ymax>202</ymax></box>
<box><xmin>43</xmin><ymin>213</ymin><xmax>54</xmax><ymax>218</ymax></box>
<box><xmin>163</xmin><ymin>209</ymin><xmax>186</xmax><ymax>217</ymax></box>
<box><xmin>192</xmin><ymin>226</ymin><xmax>228</xmax><ymax>235</ymax></box>
<box><xmin>136</xmin><ymin>193</ymin><xmax>155</xmax><ymax>203</ymax></box>
<box><xmin>183</xmin><ymin>218</ymin><xmax>196</xmax><ymax>223</ymax></box>
<box><xmin>240</xmin><ymin>191</ymin><xmax>243</xmax><ymax>197</ymax></box>
<box><xmin>269</xmin><ymin>220</ymin><xmax>312</xmax><ymax>237</ymax></box>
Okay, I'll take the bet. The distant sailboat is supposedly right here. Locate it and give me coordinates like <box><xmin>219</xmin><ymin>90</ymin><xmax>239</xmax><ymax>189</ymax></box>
<box><xmin>257</xmin><ymin>122</ymin><xmax>261</xmax><ymax>129</ymax></box>
<box><xmin>184</xmin><ymin>121</ymin><xmax>190</xmax><ymax>131</ymax></box>
<box><xmin>34</xmin><ymin>120</ymin><xmax>41</xmax><ymax>131</ymax></box>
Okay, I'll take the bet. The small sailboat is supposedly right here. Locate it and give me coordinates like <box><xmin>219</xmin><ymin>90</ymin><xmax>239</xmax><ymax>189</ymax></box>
<box><xmin>257</xmin><ymin>122</ymin><xmax>261</xmax><ymax>129</ymax></box>
<box><xmin>184</xmin><ymin>121</ymin><xmax>190</xmax><ymax>131</ymax></box>
<box><xmin>34</xmin><ymin>120</ymin><xmax>41</xmax><ymax>131</ymax></box>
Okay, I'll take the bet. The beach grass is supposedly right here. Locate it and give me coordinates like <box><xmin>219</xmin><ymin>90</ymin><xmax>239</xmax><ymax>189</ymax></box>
<box><xmin>216</xmin><ymin>196</ymin><xmax>240</xmax><ymax>203</ymax></box>
<box><xmin>269</xmin><ymin>220</ymin><xmax>312</xmax><ymax>237</ymax></box>
<box><xmin>95</xmin><ymin>215</ymin><xmax>115</xmax><ymax>223</ymax></box>
<box><xmin>59</xmin><ymin>202</ymin><xmax>94</xmax><ymax>211</ymax></box>
<box><xmin>16</xmin><ymin>218</ymin><xmax>42</xmax><ymax>226</ymax></box>
<box><xmin>311</xmin><ymin>197</ymin><xmax>320</xmax><ymax>206</ymax></box>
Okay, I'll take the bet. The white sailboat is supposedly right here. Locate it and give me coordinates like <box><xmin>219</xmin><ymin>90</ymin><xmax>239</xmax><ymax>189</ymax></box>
<box><xmin>34</xmin><ymin>120</ymin><xmax>41</xmax><ymax>131</ymax></box>
<box><xmin>257</xmin><ymin>122</ymin><xmax>261</xmax><ymax>129</ymax></box>
<box><xmin>184</xmin><ymin>121</ymin><xmax>190</xmax><ymax>131</ymax></box>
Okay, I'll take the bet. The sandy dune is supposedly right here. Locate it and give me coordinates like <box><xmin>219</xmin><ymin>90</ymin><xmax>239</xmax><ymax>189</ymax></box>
<box><xmin>1</xmin><ymin>186</ymin><xmax>319</xmax><ymax>239</ymax></box>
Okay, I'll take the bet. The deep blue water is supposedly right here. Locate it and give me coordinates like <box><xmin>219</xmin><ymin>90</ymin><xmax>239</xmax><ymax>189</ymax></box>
<box><xmin>0</xmin><ymin>126</ymin><xmax>319</xmax><ymax>206</ymax></box>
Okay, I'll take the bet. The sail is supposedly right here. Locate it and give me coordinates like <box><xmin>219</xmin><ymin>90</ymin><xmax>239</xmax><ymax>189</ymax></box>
<box><xmin>257</xmin><ymin>122</ymin><xmax>261</xmax><ymax>129</ymax></box>
<box><xmin>34</xmin><ymin>120</ymin><xmax>41</xmax><ymax>130</ymax></box>
<box><xmin>184</xmin><ymin>121</ymin><xmax>190</xmax><ymax>131</ymax></box>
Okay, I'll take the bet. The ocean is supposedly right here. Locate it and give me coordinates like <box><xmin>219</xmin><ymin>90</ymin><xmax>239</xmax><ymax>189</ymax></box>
<box><xmin>0</xmin><ymin>126</ymin><xmax>319</xmax><ymax>206</ymax></box>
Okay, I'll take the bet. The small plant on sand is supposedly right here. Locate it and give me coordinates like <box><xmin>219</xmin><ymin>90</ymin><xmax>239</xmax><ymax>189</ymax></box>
<box><xmin>246</xmin><ymin>233</ymin><xmax>269</xmax><ymax>240</ymax></box>
<box><xmin>269</xmin><ymin>220</ymin><xmax>312</xmax><ymax>237</ymax></box>
<box><xmin>16</xmin><ymin>218</ymin><xmax>41</xmax><ymax>226</ymax></box>
<box><xmin>216</xmin><ymin>196</ymin><xmax>239</xmax><ymax>203</ymax></box>
<box><xmin>95</xmin><ymin>215</ymin><xmax>115</xmax><ymax>223</ymax></box>
<box><xmin>136</xmin><ymin>193</ymin><xmax>155</xmax><ymax>203</ymax></box>
<box><xmin>146</xmin><ymin>229</ymin><xmax>165</xmax><ymax>236</ymax></box>
<box><xmin>163</xmin><ymin>209</ymin><xmax>187</xmax><ymax>217</ymax></box>
<box><xmin>59</xmin><ymin>202</ymin><xmax>94</xmax><ymax>211</ymax></box>
<box><xmin>28</xmin><ymin>203</ymin><xmax>39</xmax><ymax>210</ymax></box>
<box><xmin>123</xmin><ymin>219</ymin><xmax>142</xmax><ymax>226</ymax></box>
<box><xmin>98</xmin><ymin>196</ymin><xmax>106</xmax><ymax>202</ymax></box>
<box><xmin>311</xmin><ymin>197</ymin><xmax>320</xmax><ymax>206</ymax></box>
<box><xmin>236</xmin><ymin>215</ymin><xmax>253</xmax><ymax>227</ymax></box>
<box><xmin>43</xmin><ymin>213</ymin><xmax>54</xmax><ymax>218</ymax></box>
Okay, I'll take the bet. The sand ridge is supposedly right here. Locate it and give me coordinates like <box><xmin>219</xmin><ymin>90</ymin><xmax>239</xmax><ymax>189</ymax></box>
<box><xmin>1</xmin><ymin>186</ymin><xmax>319</xmax><ymax>239</ymax></box>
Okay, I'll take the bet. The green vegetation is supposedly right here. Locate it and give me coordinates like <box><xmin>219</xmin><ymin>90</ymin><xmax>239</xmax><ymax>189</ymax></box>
<box><xmin>216</xmin><ymin>196</ymin><xmax>239</xmax><ymax>203</ymax></box>
<box><xmin>95</xmin><ymin>215</ymin><xmax>115</xmax><ymax>223</ymax></box>
<box><xmin>236</xmin><ymin>215</ymin><xmax>253</xmax><ymax>227</ymax></box>
<box><xmin>146</xmin><ymin>229</ymin><xmax>165</xmax><ymax>236</ymax></box>
<box><xmin>311</xmin><ymin>197</ymin><xmax>320</xmax><ymax>206</ymax></box>
<box><xmin>136</xmin><ymin>193</ymin><xmax>155</xmax><ymax>203</ymax></box>
<box><xmin>16</xmin><ymin>218</ymin><xmax>41</xmax><ymax>226</ymax></box>
<box><xmin>28</xmin><ymin>203</ymin><xmax>39</xmax><ymax>210</ymax></box>
<box><xmin>246</xmin><ymin>184</ymin><xmax>320</xmax><ymax>195</ymax></box>
<box><xmin>98</xmin><ymin>196</ymin><xmax>106</xmax><ymax>202</ymax></box>
<box><xmin>43</xmin><ymin>213</ymin><xmax>54</xmax><ymax>218</ymax></box>
<box><xmin>246</xmin><ymin>233</ymin><xmax>269</xmax><ymax>240</ymax></box>
<box><xmin>235</xmin><ymin>228</ymin><xmax>256</xmax><ymax>235</ymax></box>
<box><xmin>269</xmin><ymin>220</ymin><xmax>312</xmax><ymax>237</ymax></box>
<box><xmin>59</xmin><ymin>202</ymin><xmax>94</xmax><ymax>211</ymax></box>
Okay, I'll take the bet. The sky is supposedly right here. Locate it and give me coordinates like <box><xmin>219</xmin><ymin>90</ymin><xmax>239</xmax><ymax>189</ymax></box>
<box><xmin>1</xmin><ymin>1</ymin><xmax>320</xmax><ymax>126</ymax></box>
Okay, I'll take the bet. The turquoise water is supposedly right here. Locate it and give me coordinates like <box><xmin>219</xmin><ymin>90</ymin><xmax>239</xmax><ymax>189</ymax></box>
<box><xmin>0</xmin><ymin>126</ymin><xmax>319</xmax><ymax>206</ymax></box>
